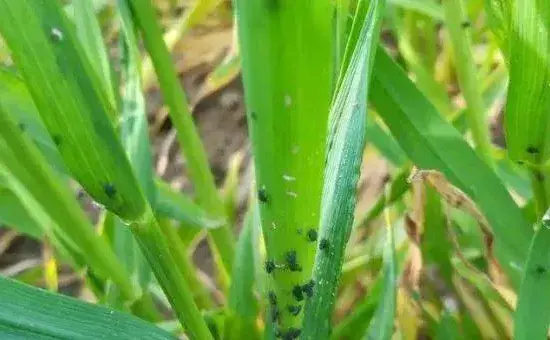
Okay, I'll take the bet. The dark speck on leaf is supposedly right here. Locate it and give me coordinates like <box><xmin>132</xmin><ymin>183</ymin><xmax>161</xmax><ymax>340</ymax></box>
<box><xmin>265</xmin><ymin>260</ymin><xmax>276</xmax><ymax>274</ymax></box>
<box><xmin>319</xmin><ymin>238</ymin><xmax>330</xmax><ymax>251</ymax></box>
<box><xmin>282</xmin><ymin>327</ymin><xmax>301</xmax><ymax>340</ymax></box>
<box><xmin>287</xmin><ymin>304</ymin><xmax>302</xmax><ymax>316</ymax></box>
<box><xmin>52</xmin><ymin>135</ymin><xmax>62</xmax><ymax>146</ymax></box>
<box><xmin>286</xmin><ymin>250</ymin><xmax>302</xmax><ymax>272</ymax></box>
<box><xmin>104</xmin><ymin>183</ymin><xmax>116</xmax><ymax>198</ymax></box>
<box><xmin>461</xmin><ymin>21</ymin><xmax>471</xmax><ymax>28</ymax></box>
<box><xmin>527</xmin><ymin>146</ymin><xmax>540</xmax><ymax>154</ymax></box>
<box><xmin>292</xmin><ymin>285</ymin><xmax>304</xmax><ymax>301</ymax></box>
<box><xmin>302</xmin><ymin>280</ymin><xmax>315</xmax><ymax>298</ymax></box>
<box><xmin>268</xmin><ymin>291</ymin><xmax>277</xmax><ymax>305</ymax></box>
<box><xmin>258</xmin><ymin>186</ymin><xmax>269</xmax><ymax>203</ymax></box>
<box><xmin>250</xmin><ymin>111</ymin><xmax>257</xmax><ymax>120</ymax></box>
<box><xmin>18</xmin><ymin>123</ymin><xmax>26</xmax><ymax>131</ymax></box>
<box><xmin>535</xmin><ymin>265</ymin><xmax>546</xmax><ymax>277</ymax></box>
<box><xmin>307</xmin><ymin>229</ymin><xmax>318</xmax><ymax>242</ymax></box>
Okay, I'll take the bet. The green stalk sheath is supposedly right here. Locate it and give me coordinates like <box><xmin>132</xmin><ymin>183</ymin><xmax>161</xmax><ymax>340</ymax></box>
<box><xmin>157</xmin><ymin>218</ymin><xmax>214</xmax><ymax>309</ymax></box>
<box><xmin>126</xmin><ymin>0</ymin><xmax>234</xmax><ymax>275</ymax></box>
<box><xmin>131</xmin><ymin>210</ymin><xmax>214</xmax><ymax>340</ymax></box>
<box><xmin>442</xmin><ymin>0</ymin><xmax>493</xmax><ymax>166</ymax></box>
<box><xmin>235</xmin><ymin>0</ymin><xmax>333</xmax><ymax>334</ymax></box>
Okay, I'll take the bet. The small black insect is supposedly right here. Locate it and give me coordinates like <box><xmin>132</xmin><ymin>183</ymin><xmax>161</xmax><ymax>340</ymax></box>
<box><xmin>258</xmin><ymin>186</ymin><xmax>269</xmax><ymax>203</ymax></box>
<box><xmin>282</xmin><ymin>327</ymin><xmax>301</xmax><ymax>340</ymax></box>
<box><xmin>302</xmin><ymin>280</ymin><xmax>315</xmax><ymax>298</ymax></box>
<box><xmin>18</xmin><ymin>122</ymin><xmax>26</xmax><ymax>131</ymax></box>
<box><xmin>265</xmin><ymin>260</ymin><xmax>276</xmax><ymax>274</ymax></box>
<box><xmin>319</xmin><ymin>238</ymin><xmax>330</xmax><ymax>251</ymax></box>
<box><xmin>527</xmin><ymin>146</ymin><xmax>540</xmax><ymax>154</ymax></box>
<box><xmin>461</xmin><ymin>21</ymin><xmax>471</xmax><ymax>28</ymax></box>
<box><xmin>250</xmin><ymin>111</ymin><xmax>257</xmax><ymax>120</ymax></box>
<box><xmin>104</xmin><ymin>183</ymin><xmax>116</xmax><ymax>198</ymax></box>
<box><xmin>271</xmin><ymin>305</ymin><xmax>280</xmax><ymax>322</ymax></box>
<box><xmin>287</xmin><ymin>304</ymin><xmax>302</xmax><ymax>316</ymax></box>
<box><xmin>52</xmin><ymin>135</ymin><xmax>62</xmax><ymax>146</ymax></box>
<box><xmin>292</xmin><ymin>285</ymin><xmax>304</xmax><ymax>301</ymax></box>
<box><xmin>286</xmin><ymin>250</ymin><xmax>302</xmax><ymax>272</ymax></box>
<box><xmin>307</xmin><ymin>229</ymin><xmax>318</xmax><ymax>242</ymax></box>
<box><xmin>268</xmin><ymin>291</ymin><xmax>277</xmax><ymax>305</ymax></box>
<box><xmin>517</xmin><ymin>160</ymin><xmax>525</xmax><ymax>165</ymax></box>
<box><xmin>534</xmin><ymin>265</ymin><xmax>547</xmax><ymax>277</ymax></box>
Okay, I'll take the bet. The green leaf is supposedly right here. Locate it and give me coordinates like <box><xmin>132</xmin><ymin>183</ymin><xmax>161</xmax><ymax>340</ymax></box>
<box><xmin>514</xmin><ymin>210</ymin><xmax>550</xmax><ymax>340</ymax></box>
<box><xmin>370</xmin><ymin>47</ymin><xmax>532</xmax><ymax>287</ymax></box>
<box><xmin>0</xmin><ymin>0</ymin><xmax>146</xmax><ymax>221</ymax></box>
<box><xmin>70</xmin><ymin>0</ymin><xmax>116</xmax><ymax>108</ymax></box>
<box><xmin>0</xmin><ymin>276</ymin><xmax>175</xmax><ymax>340</ymax></box>
<box><xmin>301</xmin><ymin>1</ymin><xmax>386</xmax><ymax>338</ymax></box>
<box><xmin>0</xmin><ymin>187</ymin><xmax>43</xmax><ymax>239</ymax></box>
<box><xmin>365</xmin><ymin>222</ymin><xmax>397</xmax><ymax>340</ymax></box>
<box><xmin>226</xmin><ymin>206</ymin><xmax>260</xmax><ymax>340</ymax></box>
<box><xmin>504</xmin><ymin>0</ymin><xmax>550</xmax><ymax>164</ymax></box>
<box><xmin>388</xmin><ymin>0</ymin><xmax>443</xmax><ymax>20</ymax></box>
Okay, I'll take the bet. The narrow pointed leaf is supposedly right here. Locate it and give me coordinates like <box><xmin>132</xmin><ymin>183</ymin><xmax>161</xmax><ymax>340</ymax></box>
<box><xmin>301</xmin><ymin>1</ymin><xmax>386</xmax><ymax>338</ymax></box>
<box><xmin>0</xmin><ymin>276</ymin><xmax>175</xmax><ymax>340</ymax></box>
<box><xmin>370</xmin><ymin>48</ymin><xmax>532</xmax><ymax>286</ymax></box>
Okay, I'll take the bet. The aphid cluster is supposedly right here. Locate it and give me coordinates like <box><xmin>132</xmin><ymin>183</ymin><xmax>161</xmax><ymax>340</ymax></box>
<box><xmin>291</xmin><ymin>280</ymin><xmax>315</xmax><ymax>302</ymax></box>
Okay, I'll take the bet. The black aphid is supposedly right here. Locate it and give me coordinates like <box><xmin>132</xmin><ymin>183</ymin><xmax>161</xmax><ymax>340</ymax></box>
<box><xmin>286</xmin><ymin>250</ymin><xmax>302</xmax><ymax>272</ymax></box>
<box><xmin>282</xmin><ymin>327</ymin><xmax>301</xmax><ymax>340</ymax></box>
<box><xmin>287</xmin><ymin>304</ymin><xmax>302</xmax><ymax>316</ymax></box>
<box><xmin>461</xmin><ymin>21</ymin><xmax>471</xmax><ymax>28</ymax></box>
<box><xmin>307</xmin><ymin>229</ymin><xmax>318</xmax><ymax>242</ymax></box>
<box><xmin>104</xmin><ymin>183</ymin><xmax>116</xmax><ymax>198</ymax></box>
<box><xmin>265</xmin><ymin>260</ymin><xmax>276</xmax><ymax>274</ymax></box>
<box><xmin>258</xmin><ymin>186</ymin><xmax>269</xmax><ymax>203</ymax></box>
<box><xmin>535</xmin><ymin>265</ymin><xmax>547</xmax><ymax>276</ymax></box>
<box><xmin>18</xmin><ymin>122</ymin><xmax>26</xmax><ymax>131</ymax></box>
<box><xmin>52</xmin><ymin>135</ymin><xmax>62</xmax><ymax>146</ymax></box>
<box><xmin>534</xmin><ymin>171</ymin><xmax>545</xmax><ymax>182</ymax></box>
<box><xmin>292</xmin><ymin>285</ymin><xmax>304</xmax><ymax>301</ymax></box>
<box><xmin>268</xmin><ymin>291</ymin><xmax>277</xmax><ymax>305</ymax></box>
<box><xmin>302</xmin><ymin>280</ymin><xmax>315</xmax><ymax>298</ymax></box>
<box><xmin>527</xmin><ymin>146</ymin><xmax>540</xmax><ymax>154</ymax></box>
<box><xmin>250</xmin><ymin>112</ymin><xmax>257</xmax><ymax>120</ymax></box>
<box><xmin>319</xmin><ymin>238</ymin><xmax>330</xmax><ymax>251</ymax></box>
<box><xmin>271</xmin><ymin>305</ymin><xmax>280</xmax><ymax>322</ymax></box>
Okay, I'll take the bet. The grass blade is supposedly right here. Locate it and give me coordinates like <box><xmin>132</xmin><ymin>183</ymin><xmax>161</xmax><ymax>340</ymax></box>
<box><xmin>226</xmin><ymin>206</ymin><xmax>260</xmax><ymax>340</ymax></box>
<box><xmin>370</xmin><ymin>47</ymin><xmax>532</xmax><ymax>286</ymax></box>
<box><xmin>301</xmin><ymin>1</ymin><xmax>386</xmax><ymax>338</ymax></box>
<box><xmin>0</xmin><ymin>2</ymin><xmax>214</xmax><ymax>336</ymax></box>
<box><xmin>365</xmin><ymin>215</ymin><xmax>397</xmax><ymax>340</ymax></box>
<box><xmin>514</xmin><ymin>210</ymin><xmax>550</xmax><ymax>340</ymax></box>
<box><xmin>442</xmin><ymin>0</ymin><xmax>493</xmax><ymax>165</ymax></box>
<box><xmin>0</xmin><ymin>276</ymin><xmax>175</xmax><ymax>340</ymax></box>
<box><xmin>126</xmin><ymin>0</ymin><xmax>235</xmax><ymax>278</ymax></box>
<box><xmin>505</xmin><ymin>0</ymin><xmax>550</xmax><ymax>165</ymax></box>
<box><xmin>0</xmin><ymin>0</ymin><xmax>145</xmax><ymax>221</ymax></box>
